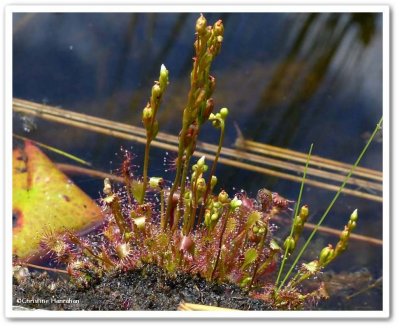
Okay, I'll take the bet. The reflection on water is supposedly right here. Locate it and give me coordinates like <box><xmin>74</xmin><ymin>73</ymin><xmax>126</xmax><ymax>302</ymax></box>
<box><xmin>253</xmin><ymin>14</ymin><xmax>377</xmax><ymax>145</ymax></box>
<box><xmin>12</xmin><ymin>12</ymin><xmax>383</xmax><ymax>310</ymax></box>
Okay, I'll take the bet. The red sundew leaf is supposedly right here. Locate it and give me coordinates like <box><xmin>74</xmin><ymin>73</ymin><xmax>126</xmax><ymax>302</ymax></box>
<box><xmin>13</xmin><ymin>141</ymin><xmax>103</xmax><ymax>259</ymax></box>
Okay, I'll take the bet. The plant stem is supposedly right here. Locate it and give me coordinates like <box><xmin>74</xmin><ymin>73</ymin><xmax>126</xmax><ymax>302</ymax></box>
<box><xmin>210</xmin><ymin>207</ymin><xmax>230</xmax><ymax>280</ymax></box>
<box><xmin>288</xmin><ymin>271</ymin><xmax>312</xmax><ymax>289</ymax></box>
<box><xmin>249</xmin><ymin>222</ymin><xmax>269</xmax><ymax>289</ymax></box>
<box><xmin>287</xmin><ymin>270</ymin><xmax>302</xmax><ymax>288</ymax></box>
<box><xmin>177</xmin><ymin>144</ymin><xmax>194</xmax><ymax>230</ymax></box>
<box><xmin>167</xmin><ymin>152</ymin><xmax>186</xmax><ymax>217</ymax></box>
<box><xmin>139</xmin><ymin>95</ymin><xmax>163</xmax><ymax>204</ymax></box>
<box><xmin>275</xmin><ymin>143</ymin><xmax>313</xmax><ymax>289</ymax></box>
<box><xmin>160</xmin><ymin>189</ymin><xmax>165</xmax><ymax>229</ymax></box>
<box><xmin>139</xmin><ymin>138</ymin><xmax>152</xmax><ymax>204</ymax></box>
<box><xmin>277</xmin><ymin>117</ymin><xmax>383</xmax><ymax>291</ymax></box>
<box><xmin>165</xmin><ymin>64</ymin><xmax>198</xmax><ymax>229</ymax></box>
<box><xmin>185</xmin><ymin>176</ymin><xmax>198</xmax><ymax>235</ymax></box>
<box><xmin>198</xmin><ymin>121</ymin><xmax>225</xmax><ymax>225</ymax></box>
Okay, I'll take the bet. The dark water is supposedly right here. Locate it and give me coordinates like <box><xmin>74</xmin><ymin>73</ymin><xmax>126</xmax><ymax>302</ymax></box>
<box><xmin>12</xmin><ymin>12</ymin><xmax>383</xmax><ymax>310</ymax></box>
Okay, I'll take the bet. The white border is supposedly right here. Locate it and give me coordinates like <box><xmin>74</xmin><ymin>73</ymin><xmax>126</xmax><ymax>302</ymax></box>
<box><xmin>3</xmin><ymin>3</ymin><xmax>390</xmax><ymax>320</ymax></box>
<box><xmin>7</xmin><ymin>4</ymin><xmax>391</xmax><ymax>13</ymax></box>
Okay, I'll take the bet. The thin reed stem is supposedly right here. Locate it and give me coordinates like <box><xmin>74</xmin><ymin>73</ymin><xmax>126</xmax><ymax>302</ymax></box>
<box><xmin>275</xmin><ymin>144</ymin><xmax>313</xmax><ymax>289</ymax></box>
<box><xmin>277</xmin><ymin>117</ymin><xmax>383</xmax><ymax>291</ymax></box>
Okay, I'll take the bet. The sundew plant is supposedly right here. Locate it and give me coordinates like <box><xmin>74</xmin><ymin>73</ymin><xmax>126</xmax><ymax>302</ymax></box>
<box><xmin>13</xmin><ymin>14</ymin><xmax>383</xmax><ymax>311</ymax></box>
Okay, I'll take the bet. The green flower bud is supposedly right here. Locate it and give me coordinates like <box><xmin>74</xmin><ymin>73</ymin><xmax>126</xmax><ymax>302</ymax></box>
<box><xmin>348</xmin><ymin>220</ymin><xmax>357</xmax><ymax>232</ymax></box>
<box><xmin>211</xmin><ymin>213</ymin><xmax>219</xmax><ymax>221</ymax></box>
<box><xmin>340</xmin><ymin>226</ymin><xmax>350</xmax><ymax>242</ymax></box>
<box><xmin>151</xmin><ymin>83</ymin><xmax>162</xmax><ymax>100</ymax></box>
<box><xmin>319</xmin><ymin>244</ymin><xmax>335</xmax><ymax>265</ymax></box>
<box><xmin>220</xmin><ymin>107</ymin><xmax>229</xmax><ymax>120</ymax></box>
<box><xmin>230</xmin><ymin>197</ymin><xmax>242</xmax><ymax>210</ymax></box>
<box><xmin>334</xmin><ymin>240</ymin><xmax>348</xmax><ymax>256</ymax></box>
<box><xmin>197</xmin><ymin>156</ymin><xmax>206</xmax><ymax>168</ymax></box>
<box><xmin>210</xmin><ymin>175</ymin><xmax>218</xmax><ymax>190</ymax></box>
<box><xmin>294</xmin><ymin>215</ymin><xmax>303</xmax><ymax>228</ymax></box>
<box><xmin>299</xmin><ymin>205</ymin><xmax>309</xmax><ymax>221</ymax></box>
<box><xmin>159</xmin><ymin>64</ymin><xmax>169</xmax><ymax>91</ymax></box>
<box><xmin>204</xmin><ymin>210</ymin><xmax>211</xmax><ymax>226</ymax></box>
<box><xmin>350</xmin><ymin>209</ymin><xmax>358</xmax><ymax>222</ymax></box>
<box><xmin>252</xmin><ymin>225</ymin><xmax>260</xmax><ymax>234</ymax></box>
<box><xmin>212</xmin><ymin>118</ymin><xmax>221</xmax><ymax>128</ymax></box>
<box><xmin>142</xmin><ymin>103</ymin><xmax>153</xmax><ymax>126</ymax></box>
<box><xmin>283</xmin><ymin>236</ymin><xmax>296</xmax><ymax>253</ymax></box>
<box><xmin>196</xmin><ymin>177</ymin><xmax>206</xmax><ymax>192</ymax></box>
<box><xmin>213</xmin><ymin>19</ymin><xmax>224</xmax><ymax>37</ymax></box>
<box><xmin>149</xmin><ymin>177</ymin><xmax>164</xmax><ymax>190</ymax></box>
<box><xmin>213</xmin><ymin>201</ymin><xmax>222</xmax><ymax>210</ymax></box>
<box><xmin>218</xmin><ymin>190</ymin><xmax>229</xmax><ymax>203</ymax></box>
<box><xmin>195</xmin><ymin>14</ymin><xmax>207</xmax><ymax>35</ymax></box>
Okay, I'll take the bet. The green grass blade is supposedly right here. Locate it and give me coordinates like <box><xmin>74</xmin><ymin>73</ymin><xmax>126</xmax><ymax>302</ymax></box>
<box><xmin>13</xmin><ymin>134</ymin><xmax>92</xmax><ymax>166</ymax></box>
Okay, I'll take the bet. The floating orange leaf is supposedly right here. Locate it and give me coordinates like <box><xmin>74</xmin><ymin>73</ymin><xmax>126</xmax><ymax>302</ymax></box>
<box><xmin>13</xmin><ymin>141</ymin><xmax>102</xmax><ymax>259</ymax></box>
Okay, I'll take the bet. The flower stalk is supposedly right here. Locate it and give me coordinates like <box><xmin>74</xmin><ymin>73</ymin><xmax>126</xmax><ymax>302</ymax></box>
<box><xmin>277</xmin><ymin>117</ymin><xmax>382</xmax><ymax>292</ymax></box>
<box><xmin>165</xmin><ymin>14</ymin><xmax>224</xmax><ymax>231</ymax></box>
<box><xmin>139</xmin><ymin>64</ymin><xmax>169</xmax><ymax>204</ymax></box>
<box><xmin>275</xmin><ymin>144</ymin><xmax>313</xmax><ymax>290</ymax></box>
<box><xmin>198</xmin><ymin>108</ymin><xmax>228</xmax><ymax>226</ymax></box>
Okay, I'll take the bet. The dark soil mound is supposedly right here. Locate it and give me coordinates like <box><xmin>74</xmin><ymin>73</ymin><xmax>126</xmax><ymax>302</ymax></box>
<box><xmin>13</xmin><ymin>265</ymin><xmax>272</xmax><ymax>311</ymax></box>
